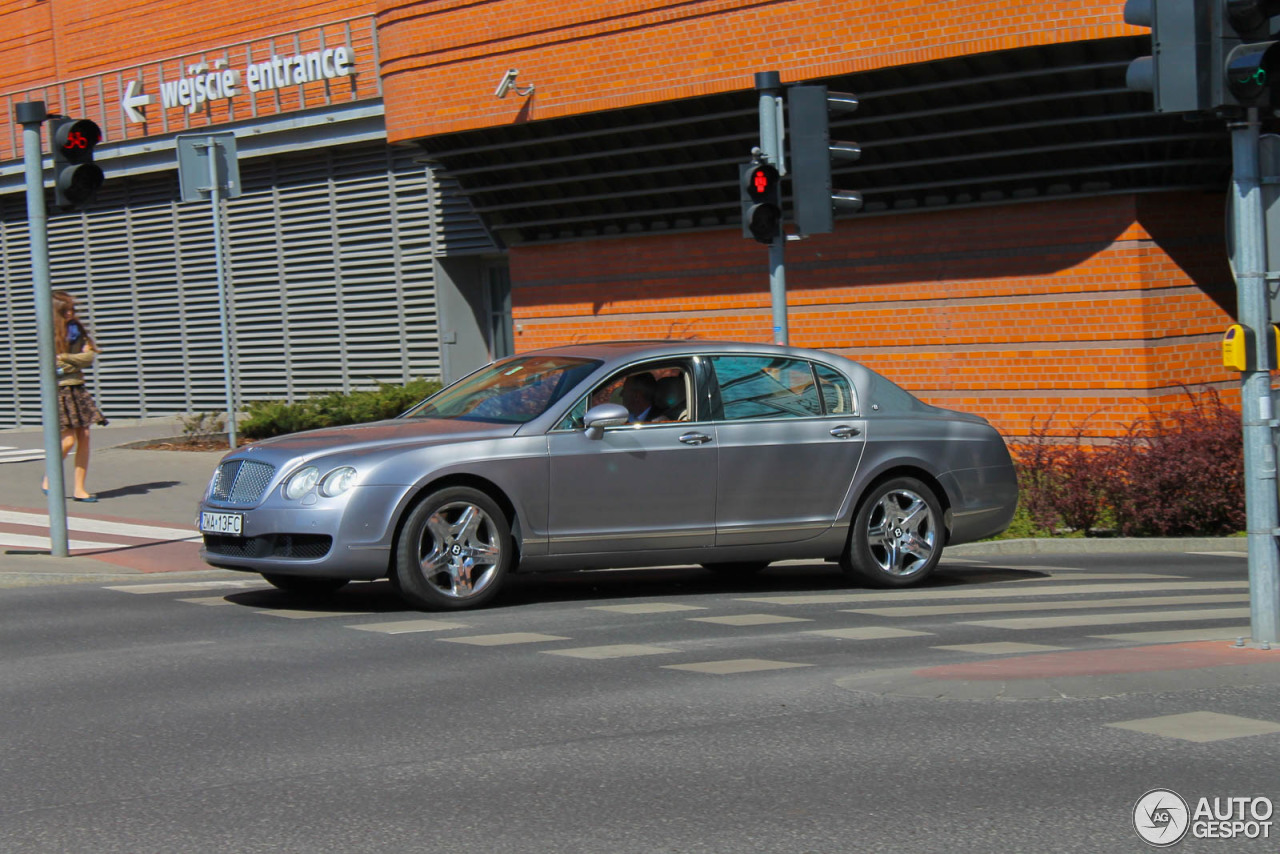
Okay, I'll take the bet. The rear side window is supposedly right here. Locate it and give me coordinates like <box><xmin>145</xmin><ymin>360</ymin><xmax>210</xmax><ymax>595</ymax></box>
<box><xmin>814</xmin><ymin>364</ymin><xmax>855</xmax><ymax>414</ymax></box>
<box><xmin>710</xmin><ymin>356</ymin><xmax>822</xmax><ymax>421</ymax></box>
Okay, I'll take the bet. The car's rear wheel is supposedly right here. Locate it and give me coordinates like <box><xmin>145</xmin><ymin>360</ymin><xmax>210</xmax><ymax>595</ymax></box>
<box><xmin>701</xmin><ymin>561</ymin><xmax>770</xmax><ymax>575</ymax></box>
<box><xmin>261</xmin><ymin>573</ymin><xmax>349</xmax><ymax>595</ymax></box>
<box><xmin>842</xmin><ymin>477</ymin><xmax>943</xmax><ymax>587</ymax></box>
<box><xmin>394</xmin><ymin>486</ymin><xmax>512</xmax><ymax>610</ymax></box>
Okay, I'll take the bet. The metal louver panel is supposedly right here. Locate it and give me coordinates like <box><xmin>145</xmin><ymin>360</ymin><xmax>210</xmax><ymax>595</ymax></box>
<box><xmin>427</xmin><ymin>170</ymin><xmax>502</xmax><ymax>256</ymax></box>
<box><xmin>0</xmin><ymin>141</ymin><xmax>446</xmax><ymax>427</ymax></box>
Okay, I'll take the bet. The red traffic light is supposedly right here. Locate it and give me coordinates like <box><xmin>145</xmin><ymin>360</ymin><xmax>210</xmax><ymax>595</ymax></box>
<box><xmin>744</xmin><ymin>163</ymin><xmax>779</xmax><ymax>202</ymax></box>
<box><xmin>51</xmin><ymin>117</ymin><xmax>104</xmax><ymax>210</ymax></box>
<box><xmin>54</xmin><ymin>119</ymin><xmax>101</xmax><ymax>163</ymax></box>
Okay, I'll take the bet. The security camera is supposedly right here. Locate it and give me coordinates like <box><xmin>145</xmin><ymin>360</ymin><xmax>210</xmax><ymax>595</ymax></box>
<box><xmin>495</xmin><ymin>69</ymin><xmax>519</xmax><ymax>99</ymax></box>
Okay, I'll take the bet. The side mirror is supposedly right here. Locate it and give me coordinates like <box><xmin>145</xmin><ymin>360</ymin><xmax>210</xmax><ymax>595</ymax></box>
<box><xmin>583</xmin><ymin>403</ymin><xmax>630</xmax><ymax>439</ymax></box>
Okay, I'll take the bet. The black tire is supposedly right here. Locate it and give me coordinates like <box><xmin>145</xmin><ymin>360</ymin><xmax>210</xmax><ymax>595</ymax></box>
<box><xmin>842</xmin><ymin>477</ymin><xmax>944</xmax><ymax>588</ymax></box>
<box><xmin>394</xmin><ymin>486</ymin><xmax>513</xmax><ymax>610</ymax></box>
<box><xmin>261</xmin><ymin>573</ymin><xmax>349</xmax><ymax>595</ymax></box>
<box><xmin>701</xmin><ymin>561</ymin><xmax>770</xmax><ymax>575</ymax></box>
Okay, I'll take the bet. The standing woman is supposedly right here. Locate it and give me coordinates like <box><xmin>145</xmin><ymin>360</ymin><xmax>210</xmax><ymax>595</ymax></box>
<box><xmin>42</xmin><ymin>290</ymin><xmax>108</xmax><ymax>502</ymax></box>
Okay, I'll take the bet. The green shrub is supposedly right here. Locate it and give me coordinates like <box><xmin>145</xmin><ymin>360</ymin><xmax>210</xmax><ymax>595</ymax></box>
<box><xmin>239</xmin><ymin>378</ymin><xmax>442</xmax><ymax>440</ymax></box>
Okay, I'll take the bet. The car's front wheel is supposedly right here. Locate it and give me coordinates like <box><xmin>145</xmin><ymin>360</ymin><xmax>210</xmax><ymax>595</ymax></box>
<box><xmin>842</xmin><ymin>477</ymin><xmax>943</xmax><ymax>587</ymax></box>
<box><xmin>394</xmin><ymin>486</ymin><xmax>512</xmax><ymax>610</ymax></box>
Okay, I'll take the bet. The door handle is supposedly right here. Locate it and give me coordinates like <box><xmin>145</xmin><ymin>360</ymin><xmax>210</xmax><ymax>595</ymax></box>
<box><xmin>679</xmin><ymin>432</ymin><xmax>713</xmax><ymax>445</ymax></box>
<box><xmin>830</xmin><ymin>425</ymin><xmax>861</xmax><ymax>439</ymax></box>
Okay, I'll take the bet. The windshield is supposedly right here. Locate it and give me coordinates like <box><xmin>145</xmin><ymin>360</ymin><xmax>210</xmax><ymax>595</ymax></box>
<box><xmin>402</xmin><ymin>356</ymin><xmax>601</xmax><ymax>424</ymax></box>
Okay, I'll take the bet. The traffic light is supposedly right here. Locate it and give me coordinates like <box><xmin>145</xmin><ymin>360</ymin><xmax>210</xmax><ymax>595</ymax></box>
<box><xmin>50</xmin><ymin>117</ymin><xmax>103</xmax><ymax>211</ymax></box>
<box><xmin>1219</xmin><ymin>0</ymin><xmax>1280</xmax><ymax>108</ymax></box>
<box><xmin>740</xmin><ymin>160</ymin><xmax>782</xmax><ymax>244</ymax></box>
<box><xmin>1123</xmin><ymin>0</ymin><xmax>1212</xmax><ymax>112</ymax></box>
<box><xmin>787</xmin><ymin>84</ymin><xmax>862</xmax><ymax>235</ymax></box>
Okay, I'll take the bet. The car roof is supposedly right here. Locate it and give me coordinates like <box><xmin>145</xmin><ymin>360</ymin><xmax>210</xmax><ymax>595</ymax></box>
<box><xmin>528</xmin><ymin>339</ymin><xmax>842</xmax><ymax>364</ymax></box>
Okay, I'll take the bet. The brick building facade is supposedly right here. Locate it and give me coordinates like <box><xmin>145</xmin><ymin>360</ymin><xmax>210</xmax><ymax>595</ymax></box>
<box><xmin>0</xmin><ymin>1</ymin><xmax>1238</xmax><ymax>437</ymax></box>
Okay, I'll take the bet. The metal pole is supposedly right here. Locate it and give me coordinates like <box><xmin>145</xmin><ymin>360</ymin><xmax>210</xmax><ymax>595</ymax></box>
<box><xmin>17</xmin><ymin>101</ymin><xmax>69</xmax><ymax>557</ymax></box>
<box><xmin>756</xmin><ymin>71</ymin><xmax>788</xmax><ymax>345</ymax></box>
<box><xmin>1230</xmin><ymin>109</ymin><xmax>1280</xmax><ymax>645</ymax></box>
<box><xmin>208</xmin><ymin>136</ymin><xmax>237</xmax><ymax>449</ymax></box>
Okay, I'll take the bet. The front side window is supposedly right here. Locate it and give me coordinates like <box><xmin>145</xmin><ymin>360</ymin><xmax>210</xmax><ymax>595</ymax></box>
<box><xmin>403</xmin><ymin>356</ymin><xmax>600</xmax><ymax>424</ymax></box>
<box><xmin>556</xmin><ymin>362</ymin><xmax>693</xmax><ymax>430</ymax></box>
<box><xmin>710</xmin><ymin>356</ymin><xmax>822</xmax><ymax>421</ymax></box>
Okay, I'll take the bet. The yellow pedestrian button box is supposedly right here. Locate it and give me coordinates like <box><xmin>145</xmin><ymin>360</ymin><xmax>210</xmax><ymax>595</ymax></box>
<box><xmin>1223</xmin><ymin>324</ymin><xmax>1252</xmax><ymax>371</ymax></box>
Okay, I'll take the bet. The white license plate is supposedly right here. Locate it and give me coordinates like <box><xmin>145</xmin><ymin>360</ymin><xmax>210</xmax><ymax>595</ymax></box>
<box><xmin>200</xmin><ymin>511</ymin><xmax>243</xmax><ymax>536</ymax></box>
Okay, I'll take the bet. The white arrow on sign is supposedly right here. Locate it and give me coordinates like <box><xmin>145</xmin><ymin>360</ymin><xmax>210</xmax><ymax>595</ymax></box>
<box><xmin>122</xmin><ymin>80</ymin><xmax>152</xmax><ymax>124</ymax></box>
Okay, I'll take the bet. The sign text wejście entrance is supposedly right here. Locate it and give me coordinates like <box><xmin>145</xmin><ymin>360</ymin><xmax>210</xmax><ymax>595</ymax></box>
<box><xmin>128</xmin><ymin>46</ymin><xmax>356</xmax><ymax>122</ymax></box>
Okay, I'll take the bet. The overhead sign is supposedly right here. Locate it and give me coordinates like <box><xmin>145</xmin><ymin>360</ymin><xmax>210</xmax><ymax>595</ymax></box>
<box><xmin>123</xmin><ymin>45</ymin><xmax>356</xmax><ymax>124</ymax></box>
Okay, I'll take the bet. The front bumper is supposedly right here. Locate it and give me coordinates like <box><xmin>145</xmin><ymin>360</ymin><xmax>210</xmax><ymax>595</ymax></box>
<box><xmin>197</xmin><ymin>484</ymin><xmax>404</xmax><ymax>580</ymax></box>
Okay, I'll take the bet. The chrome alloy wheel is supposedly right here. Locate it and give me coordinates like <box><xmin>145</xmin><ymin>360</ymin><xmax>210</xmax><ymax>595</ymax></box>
<box><xmin>418</xmin><ymin>500</ymin><xmax>503</xmax><ymax>599</ymax></box>
<box><xmin>864</xmin><ymin>487</ymin><xmax>938</xmax><ymax>577</ymax></box>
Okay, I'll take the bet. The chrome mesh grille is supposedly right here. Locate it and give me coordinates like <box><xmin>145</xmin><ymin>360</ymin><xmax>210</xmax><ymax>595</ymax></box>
<box><xmin>211</xmin><ymin>460</ymin><xmax>276</xmax><ymax>504</ymax></box>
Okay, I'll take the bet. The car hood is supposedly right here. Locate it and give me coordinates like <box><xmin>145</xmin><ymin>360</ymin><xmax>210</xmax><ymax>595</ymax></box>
<box><xmin>225</xmin><ymin>418</ymin><xmax>521</xmax><ymax>465</ymax></box>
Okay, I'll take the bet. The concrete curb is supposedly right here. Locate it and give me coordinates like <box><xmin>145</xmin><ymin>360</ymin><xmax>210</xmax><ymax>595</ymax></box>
<box><xmin>946</xmin><ymin>536</ymin><xmax>1248</xmax><ymax>557</ymax></box>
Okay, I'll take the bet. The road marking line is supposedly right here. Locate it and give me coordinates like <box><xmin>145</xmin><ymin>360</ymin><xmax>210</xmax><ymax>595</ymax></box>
<box><xmin>347</xmin><ymin>619</ymin><xmax>471</xmax><ymax>634</ymax></box>
<box><xmin>440</xmin><ymin>632</ymin><xmax>570</xmax><ymax>646</ymax></box>
<box><xmin>806</xmin><ymin>627</ymin><xmax>933</xmax><ymax>640</ymax></box>
<box><xmin>933</xmin><ymin>642</ymin><xmax>1068</xmax><ymax>655</ymax></box>
<box><xmin>544</xmin><ymin>644</ymin><xmax>681</xmax><ymax>660</ymax></box>
<box><xmin>589</xmin><ymin>603</ymin><xmax>707</xmax><ymax>614</ymax></box>
<box><xmin>689</xmin><ymin>614</ymin><xmax>813</xmax><ymax>626</ymax></box>
<box><xmin>1187</xmin><ymin>551</ymin><xmax>1247</xmax><ymax>558</ymax></box>
<box><xmin>178</xmin><ymin>596</ymin><xmax>241</xmax><ymax>606</ymax></box>
<box><xmin>0</xmin><ymin>510</ymin><xmax>199</xmax><ymax>541</ymax></box>
<box><xmin>256</xmin><ymin>608</ymin><xmax>370</xmax><ymax>619</ymax></box>
<box><xmin>0</xmin><ymin>449</ymin><xmax>44</xmax><ymax>463</ymax></box>
<box><xmin>2</xmin><ymin>533</ymin><xmax>122</xmax><ymax>550</ymax></box>
<box><xmin>663</xmin><ymin>659</ymin><xmax>812</xmax><ymax>675</ymax></box>
<box><xmin>847</xmin><ymin>593</ymin><xmax>1250</xmax><ymax>618</ymax></box>
<box><xmin>1091</xmin><ymin>626</ymin><xmax>1253</xmax><ymax>644</ymax></box>
<box><xmin>961</xmin><ymin>607</ymin><xmax>1249</xmax><ymax>630</ymax></box>
<box><xmin>1106</xmin><ymin>712</ymin><xmax>1280</xmax><ymax>743</ymax></box>
<box><xmin>743</xmin><ymin>580</ymin><xmax>1248</xmax><ymax>606</ymax></box>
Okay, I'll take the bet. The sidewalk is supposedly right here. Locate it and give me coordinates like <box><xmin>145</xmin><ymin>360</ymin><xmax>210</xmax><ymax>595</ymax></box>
<box><xmin>0</xmin><ymin>416</ymin><xmax>236</xmax><ymax>583</ymax></box>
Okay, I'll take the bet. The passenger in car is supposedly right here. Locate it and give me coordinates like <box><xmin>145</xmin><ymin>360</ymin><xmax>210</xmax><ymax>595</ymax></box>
<box><xmin>621</xmin><ymin>372</ymin><xmax>657</xmax><ymax>422</ymax></box>
<box><xmin>651</xmin><ymin>374</ymin><xmax>687</xmax><ymax>422</ymax></box>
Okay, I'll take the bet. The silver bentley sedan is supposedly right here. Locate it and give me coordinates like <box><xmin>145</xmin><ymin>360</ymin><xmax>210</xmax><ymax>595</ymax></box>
<box><xmin>198</xmin><ymin>341</ymin><xmax>1018</xmax><ymax>610</ymax></box>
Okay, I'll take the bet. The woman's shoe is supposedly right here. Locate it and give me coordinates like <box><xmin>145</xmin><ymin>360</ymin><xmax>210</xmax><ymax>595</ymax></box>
<box><xmin>72</xmin><ymin>495</ymin><xmax>98</xmax><ymax>503</ymax></box>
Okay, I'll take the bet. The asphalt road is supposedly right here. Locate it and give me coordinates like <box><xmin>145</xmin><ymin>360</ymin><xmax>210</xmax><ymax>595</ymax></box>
<box><xmin>2</xmin><ymin>553</ymin><xmax>1277</xmax><ymax>853</ymax></box>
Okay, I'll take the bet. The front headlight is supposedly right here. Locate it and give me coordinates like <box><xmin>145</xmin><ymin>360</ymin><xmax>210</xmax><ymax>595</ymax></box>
<box><xmin>284</xmin><ymin>466</ymin><xmax>320</xmax><ymax>500</ymax></box>
<box><xmin>319</xmin><ymin>466</ymin><xmax>358</xmax><ymax>497</ymax></box>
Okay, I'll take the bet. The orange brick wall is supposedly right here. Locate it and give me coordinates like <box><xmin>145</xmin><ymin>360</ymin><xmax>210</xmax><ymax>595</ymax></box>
<box><xmin>41</xmin><ymin>0</ymin><xmax>368</xmax><ymax>77</ymax></box>
<box><xmin>377</xmin><ymin>0</ymin><xmax>1137</xmax><ymax>141</ymax></box>
<box><xmin>508</xmin><ymin>193</ymin><xmax>1239</xmax><ymax>439</ymax></box>
<box><xmin>0</xmin><ymin>1</ymin><xmax>379</xmax><ymax>159</ymax></box>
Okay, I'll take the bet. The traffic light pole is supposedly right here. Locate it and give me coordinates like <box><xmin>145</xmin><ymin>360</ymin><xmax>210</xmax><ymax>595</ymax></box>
<box><xmin>1229</xmin><ymin>108</ymin><xmax>1280</xmax><ymax>645</ymax></box>
<box><xmin>756</xmin><ymin>71</ymin><xmax>788</xmax><ymax>345</ymax></box>
<box><xmin>16</xmin><ymin>100</ymin><xmax>69</xmax><ymax>557</ymax></box>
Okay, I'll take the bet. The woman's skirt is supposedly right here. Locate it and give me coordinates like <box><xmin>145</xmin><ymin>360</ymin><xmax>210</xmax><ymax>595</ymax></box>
<box><xmin>57</xmin><ymin>384</ymin><xmax>109</xmax><ymax>430</ymax></box>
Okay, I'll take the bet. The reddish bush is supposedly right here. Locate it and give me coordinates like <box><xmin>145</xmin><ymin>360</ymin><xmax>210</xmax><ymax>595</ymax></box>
<box><xmin>1105</xmin><ymin>391</ymin><xmax>1244</xmax><ymax>536</ymax></box>
<box><xmin>1011</xmin><ymin>390</ymin><xmax>1244</xmax><ymax>537</ymax></box>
